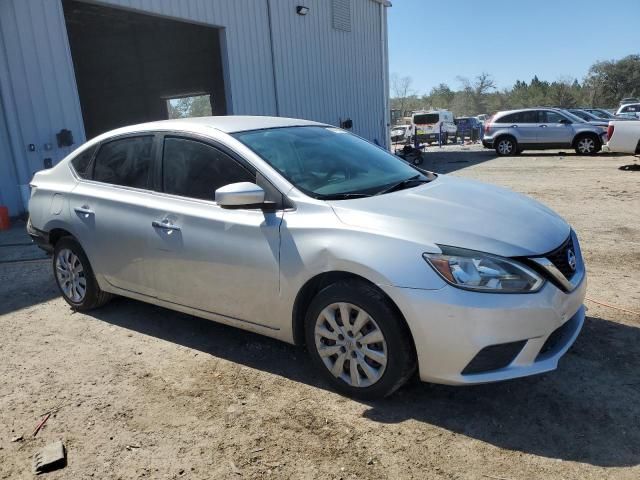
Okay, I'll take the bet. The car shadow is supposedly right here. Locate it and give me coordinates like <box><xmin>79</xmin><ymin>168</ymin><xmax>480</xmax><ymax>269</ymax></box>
<box><xmin>517</xmin><ymin>151</ymin><xmax>625</xmax><ymax>158</ymax></box>
<box><xmin>87</xmin><ymin>297</ymin><xmax>640</xmax><ymax>468</ymax></box>
<box><xmin>0</xmin><ymin>260</ymin><xmax>59</xmax><ymax>315</ymax></box>
<box><xmin>419</xmin><ymin>150</ymin><xmax>497</xmax><ymax>174</ymax></box>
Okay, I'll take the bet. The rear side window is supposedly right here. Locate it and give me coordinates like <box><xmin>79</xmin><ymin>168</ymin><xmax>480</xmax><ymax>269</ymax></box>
<box><xmin>497</xmin><ymin>113</ymin><xmax>518</xmax><ymax>123</ymax></box>
<box><xmin>519</xmin><ymin>111</ymin><xmax>539</xmax><ymax>123</ymax></box>
<box><xmin>93</xmin><ymin>136</ymin><xmax>154</xmax><ymax>189</ymax></box>
<box><xmin>71</xmin><ymin>144</ymin><xmax>97</xmax><ymax>179</ymax></box>
<box><xmin>499</xmin><ymin>111</ymin><xmax>539</xmax><ymax>123</ymax></box>
<box><xmin>162</xmin><ymin>137</ymin><xmax>254</xmax><ymax>201</ymax></box>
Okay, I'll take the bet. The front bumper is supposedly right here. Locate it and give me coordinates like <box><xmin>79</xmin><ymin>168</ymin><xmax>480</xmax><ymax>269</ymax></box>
<box><xmin>482</xmin><ymin>138</ymin><xmax>494</xmax><ymax>148</ymax></box>
<box><xmin>381</xmin><ymin>271</ymin><xmax>586</xmax><ymax>385</ymax></box>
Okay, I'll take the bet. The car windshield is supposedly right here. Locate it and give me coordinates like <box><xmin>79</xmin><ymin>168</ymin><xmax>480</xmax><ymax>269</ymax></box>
<box><xmin>234</xmin><ymin>126</ymin><xmax>428</xmax><ymax>199</ymax></box>
<box><xmin>561</xmin><ymin>110</ymin><xmax>588</xmax><ymax>123</ymax></box>
<box><xmin>594</xmin><ymin>110</ymin><xmax>615</xmax><ymax>119</ymax></box>
<box><xmin>569</xmin><ymin>110</ymin><xmax>593</xmax><ymax>121</ymax></box>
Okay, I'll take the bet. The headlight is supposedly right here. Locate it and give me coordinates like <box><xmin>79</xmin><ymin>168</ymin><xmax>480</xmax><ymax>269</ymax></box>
<box><xmin>423</xmin><ymin>246</ymin><xmax>544</xmax><ymax>293</ymax></box>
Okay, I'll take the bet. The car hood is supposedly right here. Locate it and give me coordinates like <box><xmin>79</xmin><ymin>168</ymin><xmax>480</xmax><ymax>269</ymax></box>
<box><xmin>329</xmin><ymin>175</ymin><xmax>570</xmax><ymax>257</ymax></box>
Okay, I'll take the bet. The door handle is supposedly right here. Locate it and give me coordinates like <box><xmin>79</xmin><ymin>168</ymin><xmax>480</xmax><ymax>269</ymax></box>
<box><xmin>539</xmin><ymin>125</ymin><xmax>548</xmax><ymax>128</ymax></box>
<box><xmin>511</xmin><ymin>125</ymin><xmax>518</xmax><ymax>128</ymax></box>
<box><xmin>74</xmin><ymin>206</ymin><xmax>94</xmax><ymax>216</ymax></box>
<box><xmin>152</xmin><ymin>220</ymin><xmax>181</xmax><ymax>231</ymax></box>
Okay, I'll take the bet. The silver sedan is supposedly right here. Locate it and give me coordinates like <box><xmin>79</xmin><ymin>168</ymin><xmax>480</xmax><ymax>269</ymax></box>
<box><xmin>28</xmin><ymin>116</ymin><xmax>586</xmax><ymax>399</ymax></box>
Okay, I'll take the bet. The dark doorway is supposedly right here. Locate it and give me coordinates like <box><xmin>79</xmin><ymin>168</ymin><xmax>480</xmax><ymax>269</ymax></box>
<box><xmin>62</xmin><ymin>0</ymin><xmax>227</xmax><ymax>139</ymax></box>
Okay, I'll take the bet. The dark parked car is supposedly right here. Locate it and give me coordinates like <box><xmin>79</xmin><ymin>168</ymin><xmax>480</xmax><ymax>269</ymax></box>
<box><xmin>581</xmin><ymin>108</ymin><xmax>618</xmax><ymax>120</ymax></box>
<box><xmin>454</xmin><ymin>117</ymin><xmax>482</xmax><ymax>142</ymax></box>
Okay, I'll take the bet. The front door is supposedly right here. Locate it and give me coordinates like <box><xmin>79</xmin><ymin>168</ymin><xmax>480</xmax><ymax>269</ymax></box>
<box><xmin>149</xmin><ymin>136</ymin><xmax>282</xmax><ymax>328</ymax></box>
<box><xmin>69</xmin><ymin>134</ymin><xmax>157</xmax><ymax>296</ymax></box>
<box><xmin>538</xmin><ymin>110</ymin><xmax>574</xmax><ymax>146</ymax></box>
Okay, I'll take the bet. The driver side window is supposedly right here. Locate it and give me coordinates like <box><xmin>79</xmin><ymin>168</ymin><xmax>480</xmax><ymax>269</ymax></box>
<box><xmin>162</xmin><ymin>137</ymin><xmax>254</xmax><ymax>201</ymax></box>
<box><xmin>542</xmin><ymin>111</ymin><xmax>564</xmax><ymax>123</ymax></box>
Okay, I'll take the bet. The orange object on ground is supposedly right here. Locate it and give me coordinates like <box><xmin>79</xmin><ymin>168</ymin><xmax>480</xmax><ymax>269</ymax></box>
<box><xmin>0</xmin><ymin>206</ymin><xmax>10</xmax><ymax>230</ymax></box>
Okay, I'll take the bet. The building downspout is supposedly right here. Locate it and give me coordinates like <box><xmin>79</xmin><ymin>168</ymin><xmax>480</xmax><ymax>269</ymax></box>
<box><xmin>379</xmin><ymin>1</ymin><xmax>391</xmax><ymax>149</ymax></box>
<box><xmin>266</xmin><ymin>0</ymin><xmax>280</xmax><ymax>116</ymax></box>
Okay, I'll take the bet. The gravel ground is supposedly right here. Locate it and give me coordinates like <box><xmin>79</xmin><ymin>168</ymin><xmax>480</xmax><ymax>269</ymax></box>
<box><xmin>1</xmin><ymin>147</ymin><xmax>639</xmax><ymax>479</ymax></box>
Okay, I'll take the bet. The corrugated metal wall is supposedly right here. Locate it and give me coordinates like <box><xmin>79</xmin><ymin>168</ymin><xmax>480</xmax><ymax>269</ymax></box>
<box><xmin>269</xmin><ymin>0</ymin><xmax>387</xmax><ymax>145</ymax></box>
<box><xmin>0</xmin><ymin>94</ymin><xmax>22</xmax><ymax>215</ymax></box>
<box><xmin>0</xmin><ymin>0</ymin><xmax>87</xmax><ymax>214</ymax></box>
<box><xmin>0</xmin><ymin>0</ymin><xmax>388</xmax><ymax>215</ymax></box>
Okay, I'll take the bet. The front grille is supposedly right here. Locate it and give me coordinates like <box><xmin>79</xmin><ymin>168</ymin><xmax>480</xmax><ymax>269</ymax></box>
<box><xmin>536</xmin><ymin>314</ymin><xmax>580</xmax><ymax>361</ymax></box>
<box><xmin>545</xmin><ymin>235</ymin><xmax>576</xmax><ymax>280</ymax></box>
<box><xmin>461</xmin><ymin>340</ymin><xmax>526</xmax><ymax>375</ymax></box>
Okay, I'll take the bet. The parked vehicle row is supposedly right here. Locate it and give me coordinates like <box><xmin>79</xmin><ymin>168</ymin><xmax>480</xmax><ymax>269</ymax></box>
<box><xmin>391</xmin><ymin>110</ymin><xmax>484</xmax><ymax>146</ymax></box>
<box><xmin>28</xmin><ymin>116</ymin><xmax>586</xmax><ymax>399</ymax></box>
<box><xmin>482</xmin><ymin>108</ymin><xmax>607</xmax><ymax>156</ymax></box>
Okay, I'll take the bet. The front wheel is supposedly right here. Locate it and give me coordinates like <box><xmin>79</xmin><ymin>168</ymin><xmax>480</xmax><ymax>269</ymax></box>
<box><xmin>574</xmin><ymin>135</ymin><xmax>601</xmax><ymax>155</ymax></box>
<box><xmin>53</xmin><ymin>237</ymin><xmax>112</xmax><ymax>311</ymax></box>
<box><xmin>495</xmin><ymin>137</ymin><xmax>517</xmax><ymax>156</ymax></box>
<box><xmin>305</xmin><ymin>280</ymin><xmax>416</xmax><ymax>399</ymax></box>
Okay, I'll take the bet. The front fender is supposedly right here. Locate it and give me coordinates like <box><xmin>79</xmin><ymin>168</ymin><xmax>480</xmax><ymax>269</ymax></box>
<box><xmin>279</xmin><ymin>209</ymin><xmax>446</xmax><ymax>295</ymax></box>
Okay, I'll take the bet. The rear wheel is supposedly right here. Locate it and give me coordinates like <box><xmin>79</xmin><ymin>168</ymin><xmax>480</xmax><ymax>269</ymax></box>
<box><xmin>574</xmin><ymin>134</ymin><xmax>601</xmax><ymax>155</ymax></box>
<box><xmin>495</xmin><ymin>137</ymin><xmax>517</xmax><ymax>156</ymax></box>
<box><xmin>305</xmin><ymin>280</ymin><xmax>416</xmax><ymax>399</ymax></box>
<box><xmin>53</xmin><ymin>237</ymin><xmax>112</xmax><ymax>311</ymax></box>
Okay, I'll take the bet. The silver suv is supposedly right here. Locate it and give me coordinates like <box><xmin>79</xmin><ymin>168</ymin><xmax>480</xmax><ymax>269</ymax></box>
<box><xmin>482</xmin><ymin>108</ymin><xmax>607</xmax><ymax>156</ymax></box>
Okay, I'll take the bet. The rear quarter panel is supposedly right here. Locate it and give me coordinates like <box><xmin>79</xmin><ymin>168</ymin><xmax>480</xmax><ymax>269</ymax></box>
<box><xmin>28</xmin><ymin>163</ymin><xmax>77</xmax><ymax>233</ymax></box>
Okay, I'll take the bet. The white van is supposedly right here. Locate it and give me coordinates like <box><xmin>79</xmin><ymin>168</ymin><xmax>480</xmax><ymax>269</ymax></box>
<box><xmin>412</xmin><ymin>110</ymin><xmax>457</xmax><ymax>144</ymax></box>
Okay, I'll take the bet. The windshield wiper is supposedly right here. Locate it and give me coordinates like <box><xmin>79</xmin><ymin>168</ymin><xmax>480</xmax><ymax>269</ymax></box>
<box><xmin>320</xmin><ymin>192</ymin><xmax>372</xmax><ymax>200</ymax></box>
<box><xmin>375</xmin><ymin>174</ymin><xmax>429</xmax><ymax>196</ymax></box>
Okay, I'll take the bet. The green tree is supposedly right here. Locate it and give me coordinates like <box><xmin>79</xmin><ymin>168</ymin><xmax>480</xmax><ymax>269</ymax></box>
<box><xmin>584</xmin><ymin>54</ymin><xmax>640</xmax><ymax>107</ymax></box>
<box><xmin>425</xmin><ymin>83</ymin><xmax>455</xmax><ymax>110</ymax></box>
<box><xmin>167</xmin><ymin>95</ymin><xmax>212</xmax><ymax>119</ymax></box>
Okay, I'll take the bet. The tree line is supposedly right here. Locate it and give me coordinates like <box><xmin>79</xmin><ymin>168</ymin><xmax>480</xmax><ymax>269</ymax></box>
<box><xmin>391</xmin><ymin>54</ymin><xmax>640</xmax><ymax>118</ymax></box>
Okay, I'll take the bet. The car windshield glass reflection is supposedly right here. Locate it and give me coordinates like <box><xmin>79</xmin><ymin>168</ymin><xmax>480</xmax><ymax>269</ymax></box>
<box><xmin>234</xmin><ymin>126</ymin><xmax>429</xmax><ymax>199</ymax></box>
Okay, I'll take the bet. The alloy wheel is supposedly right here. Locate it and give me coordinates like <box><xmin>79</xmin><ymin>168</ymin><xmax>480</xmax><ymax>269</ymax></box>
<box><xmin>314</xmin><ymin>302</ymin><xmax>388</xmax><ymax>388</ymax></box>
<box><xmin>498</xmin><ymin>139</ymin><xmax>513</xmax><ymax>155</ymax></box>
<box><xmin>55</xmin><ymin>248</ymin><xmax>87</xmax><ymax>303</ymax></box>
<box><xmin>577</xmin><ymin>137</ymin><xmax>595</xmax><ymax>154</ymax></box>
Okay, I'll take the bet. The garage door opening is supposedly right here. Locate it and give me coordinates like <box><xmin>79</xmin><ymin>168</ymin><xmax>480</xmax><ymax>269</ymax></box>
<box><xmin>62</xmin><ymin>0</ymin><xmax>227</xmax><ymax>139</ymax></box>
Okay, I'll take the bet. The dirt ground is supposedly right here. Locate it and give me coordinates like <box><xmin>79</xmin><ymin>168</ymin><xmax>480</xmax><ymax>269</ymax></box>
<box><xmin>1</xmin><ymin>147</ymin><xmax>639</xmax><ymax>479</ymax></box>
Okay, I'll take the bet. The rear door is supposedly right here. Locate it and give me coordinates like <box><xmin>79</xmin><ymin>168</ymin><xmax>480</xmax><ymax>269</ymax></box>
<box><xmin>498</xmin><ymin>111</ymin><xmax>538</xmax><ymax>144</ymax></box>
<box><xmin>69</xmin><ymin>134</ymin><xmax>158</xmax><ymax>296</ymax></box>
<box><xmin>149</xmin><ymin>135</ymin><xmax>283</xmax><ymax>327</ymax></box>
<box><xmin>539</xmin><ymin>110</ymin><xmax>574</xmax><ymax>146</ymax></box>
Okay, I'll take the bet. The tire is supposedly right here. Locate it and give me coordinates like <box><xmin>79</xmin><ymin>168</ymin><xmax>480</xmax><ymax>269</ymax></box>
<box><xmin>574</xmin><ymin>134</ymin><xmax>601</xmax><ymax>155</ymax></box>
<box><xmin>304</xmin><ymin>280</ymin><xmax>416</xmax><ymax>399</ymax></box>
<box><xmin>442</xmin><ymin>133</ymin><xmax>448</xmax><ymax>144</ymax></box>
<box><xmin>53</xmin><ymin>237</ymin><xmax>112</xmax><ymax>311</ymax></box>
<box><xmin>495</xmin><ymin>136</ymin><xmax>517</xmax><ymax>156</ymax></box>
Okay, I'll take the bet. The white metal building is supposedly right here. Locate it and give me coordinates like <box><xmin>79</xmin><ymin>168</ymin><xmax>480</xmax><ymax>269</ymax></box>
<box><xmin>0</xmin><ymin>0</ymin><xmax>390</xmax><ymax>216</ymax></box>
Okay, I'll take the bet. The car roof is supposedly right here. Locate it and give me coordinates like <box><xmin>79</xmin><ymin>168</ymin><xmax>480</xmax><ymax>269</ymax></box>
<box><xmin>89</xmin><ymin>116</ymin><xmax>328</xmax><ymax>143</ymax></box>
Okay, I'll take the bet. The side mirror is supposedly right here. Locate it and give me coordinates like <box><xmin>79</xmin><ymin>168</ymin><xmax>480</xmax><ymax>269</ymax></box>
<box><xmin>215</xmin><ymin>182</ymin><xmax>265</xmax><ymax>208</ymax></box>
<box><xmin>559</xmin><ymin>118</ymin><xmax>571</xmax><ymax>125</ymax></box>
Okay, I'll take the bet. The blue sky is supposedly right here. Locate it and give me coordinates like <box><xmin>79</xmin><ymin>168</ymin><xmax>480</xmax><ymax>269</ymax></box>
<box><xmin>388</xmin><ymin>0</ymin><xmax>640</xmax><ymax>95</ymax></box>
